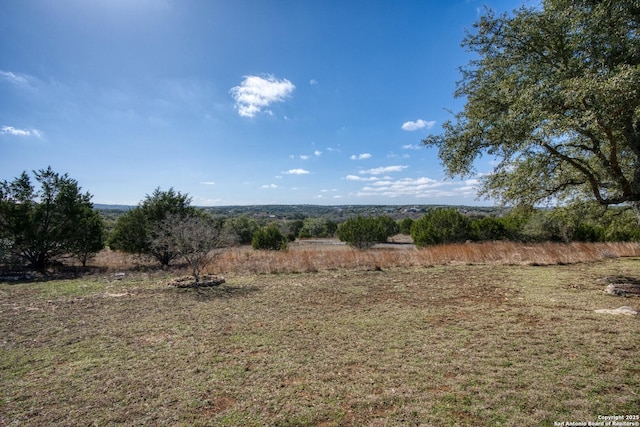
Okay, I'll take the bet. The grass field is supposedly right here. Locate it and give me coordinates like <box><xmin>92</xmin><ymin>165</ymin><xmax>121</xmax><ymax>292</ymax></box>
<box><xmin>1</xmin><ymin>243</ymin><xmax>639</xmax><ymax>426</ymax></box>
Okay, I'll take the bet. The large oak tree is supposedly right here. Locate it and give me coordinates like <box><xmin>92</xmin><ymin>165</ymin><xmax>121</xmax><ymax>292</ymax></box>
<box><xmin>424</xmin><ymin>0</ymin><xmax>640</xmax><ymax>220</ymax></box>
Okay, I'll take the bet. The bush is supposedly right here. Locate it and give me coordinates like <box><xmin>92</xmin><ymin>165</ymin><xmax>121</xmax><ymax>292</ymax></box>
<box><xmin>377</xmin><ymin>215</ymin><xmax>400</xmax><ymax>237</ymax></box>
<box><xmin>337</xmin><ymin>216</ymin><xmax>388</xmax><ymax>250</ymax></box>
<box><xmin>470</xmin><ymin>216</ymin><xmax>507</xmax><ymax>241</ymax></box>
<box><xmin>399</xmin><ymin>218</ymin><xmax>414</xmax><ymax>235</ymax></box>
<box><xmin>604</xmin><ymin>210</ymin><xmax>640</xmax><ymax>241</ymax></box>
<box><xmin>252</xmin><ymin>225</ymin><xmax>288</xmax><ymax>251</ymax></box>
<box><xmin>298</xmin><ymin>217</ymin><xmax>337</xmax><ymax>238</ymax></box>
<box><xmin>227</xmin><ymin>215</ymin><xmax>260</xmax><ymax>244</ymax></box>
<box><xmin>411</xmin><ymin>208</ymin><xmax>471</xmax><ymax>247</ymax></box>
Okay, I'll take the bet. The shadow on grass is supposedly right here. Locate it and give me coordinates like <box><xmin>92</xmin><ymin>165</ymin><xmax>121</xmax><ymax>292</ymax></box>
<box><xmin>169</xmin><ymin>284</ymin><xmax>261</xmax><ymax>302</ymax></box>
<box><xmin>604</xmin><ymin>275</ymin><xmax>640</xmax><ymax>285</ymax></box>
<box><xmin>0</xmin><ymin>266</ymin><xmax>101</xmax><ymax>283</ymax></box>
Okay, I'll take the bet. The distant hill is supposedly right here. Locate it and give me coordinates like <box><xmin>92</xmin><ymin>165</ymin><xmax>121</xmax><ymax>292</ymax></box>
<box><xmin>94</xmin><ymin>204</ymin><xmax>135</xmax><ymax>211</ymax></box>
<box><xmin>95</xmin><ymin>203</ymin><xmax>500</xmax><ymax>221</ymax></box>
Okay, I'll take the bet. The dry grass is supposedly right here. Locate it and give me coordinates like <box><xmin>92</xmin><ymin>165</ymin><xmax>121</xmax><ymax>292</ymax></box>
<box><xmin>1</xmin><ymin>253</ymin><xmax>639</xmax><ymax>426</ymax></box>
<box><xmin>207</xmin><ymin>241</ymin><xmax>640</xmax><ymax>275</ymax></box>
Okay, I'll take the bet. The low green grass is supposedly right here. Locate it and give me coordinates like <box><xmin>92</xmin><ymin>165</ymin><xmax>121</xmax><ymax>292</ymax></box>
<box><xmin>1</xmin><ymin>259</ymin><xmax>639</xmax><ymax>426</ymax></box>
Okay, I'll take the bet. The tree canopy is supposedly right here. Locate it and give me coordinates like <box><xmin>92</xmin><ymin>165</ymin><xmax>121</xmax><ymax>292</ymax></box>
<box><xmin>424</xmin><ymin>0</ymin><xmax>640</xmax><ymax>218</ymax></box>
<box><xmin>108</xmin><ymin>188</ymin><xmax>196</xmax><ymax>266</ymax></box>
<box><xmin>0</xmin><ymin>167</ymin><xmax>104</xmax><ymax>268</ymax></box>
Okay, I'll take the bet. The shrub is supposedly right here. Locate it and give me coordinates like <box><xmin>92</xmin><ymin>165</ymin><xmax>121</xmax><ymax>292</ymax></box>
<box><xmin>252</xmin><ymin>225</ymin><xmax>288</xmax><ymax>251</ymax></box>
<box><xmin>298</xmin><ymin>217</ymin><xmax>336</xmax><ymax>238</ymax></box>
<box><xmin>604</xmin><ymin>210</ymin><xmax>640</xmax><ymax>241</ymax></box>
<box><xmin>470</xmin><ymin>216</ymin><xmax>507</xmax><ymax>241</ymax></box>
<box><xmin>227</xmin><ymin>215</ymin><xmax>260</xmax><ymax>244</ymax></box>
<box><xmin>337</xmin><ymin>216</ymin><xmax>388</xmax><ymax>250</ymax></box>
<box><xmin>411</xmin><ymin>208</ymin><xmax>471</xmax><ymax>247</ymax></box>
<box><xmin>377</xmin><ymin>215</ymin><xmax>400</xmax><ymax>237</ymax></box>
<box><xmin>399</xmin><ymin>218</ymin><xmax>414</xmax><ymax>235</ymax></box>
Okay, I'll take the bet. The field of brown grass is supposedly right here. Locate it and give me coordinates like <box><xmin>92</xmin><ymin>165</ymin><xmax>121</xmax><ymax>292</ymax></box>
<box><xmin>2</xmin><ymin>242</ymin><xmax>639</xmax><ymax>426</ymax></box>
<box><xmin>92</xmin><ymin>240</ymin><xmax>640</xmax><ymax>275</ymax></box>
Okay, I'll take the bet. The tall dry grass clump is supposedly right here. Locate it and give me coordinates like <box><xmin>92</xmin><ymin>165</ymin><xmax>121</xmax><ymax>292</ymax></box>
<box><xmin>206</xmin><ymin>241</ymin><xmax>640</xmax><ymax>275</ymax></box>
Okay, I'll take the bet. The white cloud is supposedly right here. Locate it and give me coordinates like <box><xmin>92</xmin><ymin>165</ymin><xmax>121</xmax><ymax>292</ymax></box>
<box><xmin>200</xmin><ymin>181</ymin><xmax>216</xmax><ymax>185</ymax></box>
<box><xmin>387</xmin><ymin>152</ymin><xmax>410</xmax><ymax>159</ymax></box>
<box><xmin>284</xmin><ymin>168</ymin><xmax>310</xmax><ymax>175</ymax></box>
<box><xmin>353</xmin><ymin>176</ymin><xmax>483</xmax><ymax>200</ymax></box>
<box><xmin>314</xmin><ymin>150</ymin><xmax>322</xmax><ymax>157</ymax></box>
<box><xmin>300</xmin><ymin>155</ymin><xmax>310</xmax><ymax>160</ymax></box>
<box><xmin>360</xmin><ymin>165</ymin><xmax>408</xmax><ymax>175</ymax></box>
<box><xmin>401</xmin><ymin>119</ymin><xmax>436</xmax><ymax>131</ymax></box>
<box><xmin>310</xmin><ymin>79</ymin><xmax>319</xmax><ymax>85</ymax></box>
<box><xmin>350</xmin><ymin>153</ymin><xmax>372</xmax><ymax>160</ymax></box>
<box><xmin>230</xmin><ymin>74</ymin><xmax>295</xmax><ymax>118</ymax></box>
<box><xmin>356</xmin><ymin>177</ymin><xmax>444</xmax><ymax>198</ymax></box>
<box><xmin>261</xmin><ymin>184</ymin><xmax>278</xmax><ymax>189</ymax></box>
<box><xmin>1</xmin><ymin>126</ymin><xmax>42</xmax><ymax>137</ymax></box>
<box><xmin>402</xmin><ymin>144</ymin><xmax>422</xmax><ymax>150</ymax></box>
<box><xmin>345</xmin><ymin>175</ymin><xmax>379</xmax><ymax>182</ymax></box>
<box><xmin>0</xmin><ymin>70</ymin><xmax>32</xmax><ymax>86</ymax></box>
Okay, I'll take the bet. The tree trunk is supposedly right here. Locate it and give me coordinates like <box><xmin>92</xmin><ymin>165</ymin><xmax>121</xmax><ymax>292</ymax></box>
<box><xmin>33</xmin><ymin>252</ymin><xmax>48</xmax><ymax>270</ymax></box>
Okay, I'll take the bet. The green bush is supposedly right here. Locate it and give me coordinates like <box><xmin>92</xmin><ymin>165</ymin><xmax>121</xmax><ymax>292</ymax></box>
<box><xmin>252</xmin><ymin>225</ymin><xmax>288</xmax><ymax>251</ymax></box>
<box><xmin>377</xmin><ymin>215</ymin><xmax>400</xmax><ymax>237</ymax></box>
<box><xmin>227</xmin><ymin>215</ymin><xmax>260</xmax><ymax>244</ymax></box>
<box><xmin>298</xmin><ymin>217</ymin><xmax>337</xmax><ymax>238</ymax></box>
<box><xmin>337</xmin><ymin>216</ymin><xmax>388</xmax><ymax>250</ymax></box>
<box><xmin>411</xmin><ymin>208</ymin><xmax>471</xmax><ymax>247</ymax></box>
<box><xmin>470</xmin><ymin>216</ymin><xmax>507</xmax><ymax>241</ymax></box>
<box><xmin>604</xmin><ymin>210</ymin><xmax>640</xmax><ymax>241</ymax></box>
<box><xmin>399</xmin><ymin>218</ymin><xmax>414</xmax><ymax>235</ymax></box>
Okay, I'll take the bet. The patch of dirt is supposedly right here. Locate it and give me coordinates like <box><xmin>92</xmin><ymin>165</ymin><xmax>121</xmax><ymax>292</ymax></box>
<box><xmin>200</xmin><ymin>396</ymin><xmax>236</xmax><ymax>416</ymax></box>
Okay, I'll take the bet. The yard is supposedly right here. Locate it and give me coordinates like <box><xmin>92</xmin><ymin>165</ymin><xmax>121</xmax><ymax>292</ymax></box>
<box><xmin>1</xmin><ymin>244</ymin><xmax>639</xmax><ymax>426</ymax></box>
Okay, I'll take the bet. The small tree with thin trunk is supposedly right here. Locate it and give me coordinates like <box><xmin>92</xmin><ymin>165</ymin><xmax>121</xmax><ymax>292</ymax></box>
<box><xmin>154</xmin><ymin>213</ymin><xmax>229</xmax><ymax>284</ymax></box>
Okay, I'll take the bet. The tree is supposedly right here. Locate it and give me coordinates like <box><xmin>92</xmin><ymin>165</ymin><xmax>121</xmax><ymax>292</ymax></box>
<box><xmin>411</xmin><ymin>208</ymin><xmax>471</xmax><ymax>247</ymax></box>
<box><xmin>423</xmin><ymin>0</ymin><xmax>640</xmax><ymax>220</ymax></box>
<box><xmin>69</xmin><ymin>206</ymin><xmax>106</xmax><ymax>267</ymax></box>
<box><xmin>227</xmin><ymin>215</ymin><xmax>260</xmax><ymax>244</ymax></box>
<box><xmin>376</xmin><ymin>215</ymin><xmax>400</xmax><ymax>238</ymax></box>
<box><xmin>399</xmin><ymin>218</ymin><xmax>414</xmax><ymax>235</ymax></box>
<box><xmin>108</xmin><ymin>188</ymin><xmax>195</xmax><ymax>266</ymax></box>
<box><xmin>470</xmin><ymin>216</ymin><xmax>508</xmax><ymax>241</ymax></box>
<box><xmin>108</xmin><ymin>208</ymin><xmax>150</xmax><ymax>255</ymax></box>
<box><xmin>336</xmin><ymin>216</ymin><xmax>388</xmax><ymax>250</ymax></box>
<box><xmin>153</xmin><ymin>213</ymin><xmax>229</xmax><ymax>284</ymax></box>
<box><xmin>0</xmin><ymin>167</ymin><xmax>104</xmax><ymax>268</ymax></box>
<box><xmin>298</xmin><ymin>217</ymin><xmax>336</xmax><ymax>238</ymax></box>
<box><xmin>252</xmin><ymin>224</ymin><xmax>288</xmax><ymax>251</ymax></box>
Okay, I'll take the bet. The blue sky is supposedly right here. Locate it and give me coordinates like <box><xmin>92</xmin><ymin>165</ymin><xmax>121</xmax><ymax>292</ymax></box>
<box><xmin>1</xmin><ymin>0</ymin><xmax>526</xmax><ymax>206</ymax></box>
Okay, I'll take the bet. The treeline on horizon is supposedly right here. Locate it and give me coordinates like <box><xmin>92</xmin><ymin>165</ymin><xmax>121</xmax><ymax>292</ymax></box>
<box><xmin>99</xmin><ymin>199</ymin><xmax>640</xmax><ymax>246</ymax></box>
<box><xmin>2</xmin><ymin>167</ymin><xmax>640</xmax><ymax>270</ymax></box>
